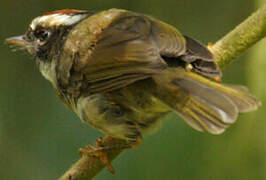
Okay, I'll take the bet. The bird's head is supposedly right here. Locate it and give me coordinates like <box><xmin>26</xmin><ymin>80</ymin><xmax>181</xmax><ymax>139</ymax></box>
<box><xmin>5</xmin><ymin>9</ymin><xmax>91</xmax><ymax>61</ymax></box>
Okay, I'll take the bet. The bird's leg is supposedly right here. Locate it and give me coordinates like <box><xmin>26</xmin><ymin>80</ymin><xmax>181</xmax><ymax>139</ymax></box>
<box><xmin>79</xmin><ymin>136</ymin><xmax>142</xmax><ymax>174</ymax></box>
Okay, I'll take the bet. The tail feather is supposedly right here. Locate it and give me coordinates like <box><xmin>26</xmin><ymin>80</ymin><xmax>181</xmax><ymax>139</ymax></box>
<box><xmin>221</xmin><ymin>84</ymin><xmax>261</xmax><ymax>113</ymax></box>
<box><xmin>153</xmin><ymin>68</ymin><xmax>260</xmax><ymax>134</ymax></box>
<box><xmin>177</xmin><ymin>95</ymin><xmax>234</xmax><ymax>134</ymax></box>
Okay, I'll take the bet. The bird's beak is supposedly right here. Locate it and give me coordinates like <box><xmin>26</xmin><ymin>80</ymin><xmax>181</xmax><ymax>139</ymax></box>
<box><xmin>5</xmin><ymin>35</ymin><xmax>28</xmax><ymax>47</ymax></box>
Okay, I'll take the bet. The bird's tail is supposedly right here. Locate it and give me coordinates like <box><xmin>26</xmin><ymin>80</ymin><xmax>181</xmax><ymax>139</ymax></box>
<box><xmin>152</xmin><ymin>68</ymin><xmax>260</xmax><ymax>134</ymax></box>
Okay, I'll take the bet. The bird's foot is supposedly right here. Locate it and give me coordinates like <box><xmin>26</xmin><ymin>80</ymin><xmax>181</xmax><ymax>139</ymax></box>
<box><xmin>79</xmin><ymin>136</ymin><xmax>142</xmax><ymax>174</ymax></box>
<box><xmin>79</xmin><ymin>137</ymin><xmax>115</xmax><ymax>174</ymax></box>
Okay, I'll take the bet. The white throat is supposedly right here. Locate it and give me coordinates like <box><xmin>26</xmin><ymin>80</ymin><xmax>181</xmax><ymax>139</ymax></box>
<box><xmin>38</xmin><ymin>60</ymin><xmax>57</xmax><ymax>87</ymax></box>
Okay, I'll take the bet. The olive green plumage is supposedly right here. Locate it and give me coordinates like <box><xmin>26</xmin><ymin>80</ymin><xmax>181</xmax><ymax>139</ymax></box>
<box><xmin>6</xmin><ymin>9</ymin><xmax>260</xmax><ymax>143</ymax></box>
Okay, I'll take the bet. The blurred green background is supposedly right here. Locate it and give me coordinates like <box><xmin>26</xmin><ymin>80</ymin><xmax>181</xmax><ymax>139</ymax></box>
<box><xmin>1</xmin><ymin>0</ymin><xmax>266</xmax><ymax>179</ymax></box>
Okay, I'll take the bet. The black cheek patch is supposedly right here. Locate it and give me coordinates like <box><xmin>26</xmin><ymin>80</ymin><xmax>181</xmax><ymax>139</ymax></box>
<box><xmin>36</xmin><ymin>26</ymin><xmax>73</xmax><ymax>62</ymax></box>
<box><xmin>36</xmin><ymin>29</ymin><xmax>60</xmax><ymax>61</ymax></box>
<box><xmin>36</xmin><ymin>46</ymin><xmax>49</xmax><ymax>60</ymax></box>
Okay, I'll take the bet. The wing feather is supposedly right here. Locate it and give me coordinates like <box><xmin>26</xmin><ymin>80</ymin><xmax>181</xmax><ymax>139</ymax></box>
<box><xmin>59</xmin><ymin>9</ymin><xmax>187</xmax><ymax>94</ymax></box>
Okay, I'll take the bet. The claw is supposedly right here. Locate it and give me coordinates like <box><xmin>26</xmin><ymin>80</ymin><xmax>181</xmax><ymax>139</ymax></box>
<box><xmin>78</xmin><ymin>136</ymin><xmax>142</xmax><ymax>174</ymax></box>
<box><xmin>79</xmin><ymin>138</ymin><xmax>115</xmax><ymax>174</ymax></box>
<box><xmin>129</xmin><ymin>136</ymin><xmax>142</xmax><ymax>148</ymax></box>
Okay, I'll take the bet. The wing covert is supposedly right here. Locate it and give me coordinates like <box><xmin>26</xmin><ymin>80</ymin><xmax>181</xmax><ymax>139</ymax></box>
<box><xmin>60</xmin><ymin>9</ymin><xmax>168</xmax><ymax>94</ymax></box>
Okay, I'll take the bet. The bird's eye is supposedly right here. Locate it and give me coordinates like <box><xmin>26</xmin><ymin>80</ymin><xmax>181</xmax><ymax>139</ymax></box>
<box><xmin>34</xmin><ymin>29</ymin><xmax>51</xmax><ymax>42</ymax></box>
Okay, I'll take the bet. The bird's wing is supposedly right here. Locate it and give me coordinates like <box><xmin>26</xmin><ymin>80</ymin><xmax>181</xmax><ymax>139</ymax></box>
<box><xmin>144</xmin><ymin>15</ymin><xmax>221</xmax><ymax>80</ymax></box>
<box><xmin>57</xmin><ymin>9</ymin><xmax>188</xmax><ymax>94</ymax></box>
<box><xmin>64</xmin><ymin>9</ymin><xmax>188</xmax><ymax>94</ymax></box>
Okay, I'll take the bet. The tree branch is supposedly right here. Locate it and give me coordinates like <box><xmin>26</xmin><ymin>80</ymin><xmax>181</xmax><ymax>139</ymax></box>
<box><xmin>59</xmin><ymin>137</ymin><xmax>128</xmax><ymax>180</ymax></box>
<box><xmin>210</xmin><ymin>5</ymin><xmax>266</xmax><ymax>67</ymax></box>
<box><xmin>59</xmin><ymin>5</ymin><xmax>266</xmax><ymax>180</ymax></box>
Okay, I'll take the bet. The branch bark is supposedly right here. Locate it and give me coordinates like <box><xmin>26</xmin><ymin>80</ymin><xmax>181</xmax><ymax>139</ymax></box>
<box><xmin>59</xmin><ymin>5</ymin><xmax>266</xmax><ymax>180</ymax></box>
<box><xmin>59</xmin><ymin>137</ymin><xmax>128</xmax><ymax>180</ymax></box>
<box><xmin>210</xmin><ymin>5</ymin><xmax>266</xmax><ymax>67</ymax></box>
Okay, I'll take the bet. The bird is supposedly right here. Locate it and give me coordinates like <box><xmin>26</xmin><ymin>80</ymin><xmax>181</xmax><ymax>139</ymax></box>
<box><xmin>5</xmin><ymin>8</ymin><xmax>260</xmax><ymax>172</ymax></box>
